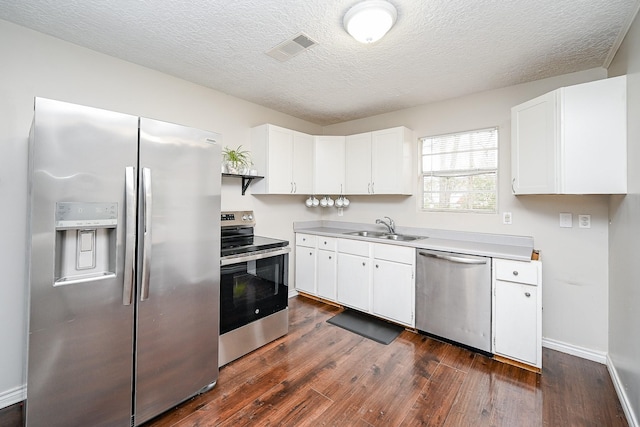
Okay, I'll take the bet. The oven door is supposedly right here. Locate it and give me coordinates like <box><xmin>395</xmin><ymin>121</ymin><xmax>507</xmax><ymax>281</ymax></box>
<box><xmin>220</xmin><ymin>248</ymin><xmax>290</xmax><ymax>335</ymax></box>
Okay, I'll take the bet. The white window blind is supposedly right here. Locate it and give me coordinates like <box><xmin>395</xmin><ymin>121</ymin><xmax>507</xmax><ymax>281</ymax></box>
<box><xmin>421</xmin><ymin>127</ymin><xmax>498</xmax><ymax>212</ymax></box>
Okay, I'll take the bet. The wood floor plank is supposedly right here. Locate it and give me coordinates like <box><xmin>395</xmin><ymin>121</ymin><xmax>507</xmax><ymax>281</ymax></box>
<box><xmin>399</xmin><ymin>363</ymin><xmax>466</xmax><ymax>427</ymax></box>
<box><xmin>541</xmin><ymin>349</ymin><xmax>628</xmax><ymax>426</ymax></box>
<box><xmin>136</xmin><ymin>295</ymin><xmax>630</xmax><ymax>427</ymax></box>
<box><xmin>443</xmin><ymin>354</ymin><xmax>543</xmax><ymax>427</ymax></box>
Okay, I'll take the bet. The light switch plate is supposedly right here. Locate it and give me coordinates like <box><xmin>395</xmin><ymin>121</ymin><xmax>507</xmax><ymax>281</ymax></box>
<box><xmin>560</xmin><ymin>213</ymin><xmax>573</xmax><ymax>228</ymax></box>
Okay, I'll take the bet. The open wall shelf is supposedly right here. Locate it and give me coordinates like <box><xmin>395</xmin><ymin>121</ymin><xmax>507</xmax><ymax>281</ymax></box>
<box><xmin>222</xmin><ymin>173</ymin><xmax>264</xmax><ymax>195</ymax></box>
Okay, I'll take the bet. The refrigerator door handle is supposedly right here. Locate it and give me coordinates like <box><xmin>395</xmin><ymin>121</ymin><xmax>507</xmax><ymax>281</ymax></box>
<box><xmin>123</xmin><ymin>167</ymin><xmax>136</xmax><ymax>305</ymax></box>
<box><xmin>141</xmin><ymin>167</ymin><xmax>153</xmax><ymax>301</ymax></box>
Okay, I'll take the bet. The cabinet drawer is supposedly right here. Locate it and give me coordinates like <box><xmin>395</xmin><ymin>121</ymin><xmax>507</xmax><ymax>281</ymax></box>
<box><xmin>373</xmin><ymin>243</ymin><xmax>414</xmax><ymax>264</ymax></box>
<box><xmin>317</xmin><ymin>237</ymin><xmax>337</xmax><ymax>251</ymax></box>
<box><xmin>337</xmin><ymin>238</ymin><xmax>370</xmax><ymax>257</ymax></box>
<box><xmin>296</xmin><ymin>233</ymin><xmax>317</xmax><ymax>248</ymax></box>
<box><xmin>495</xmin><ymin>259</ymin><xmax>538</xmax><ymax>285</ymax></box>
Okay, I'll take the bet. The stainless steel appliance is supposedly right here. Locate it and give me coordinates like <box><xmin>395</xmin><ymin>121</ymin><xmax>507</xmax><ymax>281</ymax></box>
<box><xmin>415</xmin><ymin>250</ymin><xmax>492</xmax><ymax>353</ymax></box>
<box><xmin>26</xmin><ymin>98</ymin><xmax>221</xmax><ymax>426</ymax></box>
<box><xmin>219</xmin><ymin>211</ymin><xmax>290</xmax><ymax>366</ymax></box>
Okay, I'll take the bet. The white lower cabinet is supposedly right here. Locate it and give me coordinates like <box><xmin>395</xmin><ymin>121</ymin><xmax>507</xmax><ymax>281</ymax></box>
<box><xmin>336</xmin><ymin>239</ymin><xmax>371</xmax><ymax>311</ymax></box>
<box><xmin>295</xmin><ymin>237</ymin><xmax>316</xmax><ymax>295</ymax></box>
<box><xmin>372</xmin><ymin>259</ymin><xmax>414</xmax><ymax>326</ymax></box>
<box><xmin>317</xmin><ymin>238</ymin><xmax>337</xmax><ymax>301</ymax></box>
<box><xmin>492</xmin><ymin>258</ymin><xmax>542</xmax><ymax>369</ymax></box>
<box><xmin>335</xmin><ymin>238</ymin><xmax>415</xmax><ymax>327</ymax></box>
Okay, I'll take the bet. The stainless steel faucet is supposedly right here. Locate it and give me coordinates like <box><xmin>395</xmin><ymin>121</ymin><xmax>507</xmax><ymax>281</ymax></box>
<box><xmin>376</xmin><ymin>216</ymin><xmax>396</xmax><ymax>234</ymax></box>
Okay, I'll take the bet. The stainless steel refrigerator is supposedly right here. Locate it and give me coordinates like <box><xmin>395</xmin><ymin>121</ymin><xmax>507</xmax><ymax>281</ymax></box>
<box><xmin>25</xmin><ymin>98</ymin><xmax>221</xmax><ymax>426</ymax></box>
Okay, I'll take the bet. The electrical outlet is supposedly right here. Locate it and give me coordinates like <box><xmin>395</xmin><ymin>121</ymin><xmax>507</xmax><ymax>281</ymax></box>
<box><xmin>579</xmin><ymin>214</ymin><xmax>591</xmax><ymax>228</ymax></box>
<box><xmin>503</xmin><ymin>212</ymin><xmax>512</xmax><ymax>225</ymax></box>
<box><xmin>560</xmin><ymin>213</ymin><xmax>573</xmax><ymax>228</ymax></box>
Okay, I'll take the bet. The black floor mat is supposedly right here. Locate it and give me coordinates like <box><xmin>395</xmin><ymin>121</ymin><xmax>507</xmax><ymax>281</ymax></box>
<box><xmin>326</xmin><ymin>309</ymin><xmax>404</xmax><ymax>345</ymax></box>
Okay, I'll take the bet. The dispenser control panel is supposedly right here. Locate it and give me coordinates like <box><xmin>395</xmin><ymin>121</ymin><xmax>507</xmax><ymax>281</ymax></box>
<box><xmin>55</xmin><ymin>202</ymin><xmax>117</xmax><ymax>229</ymax></box>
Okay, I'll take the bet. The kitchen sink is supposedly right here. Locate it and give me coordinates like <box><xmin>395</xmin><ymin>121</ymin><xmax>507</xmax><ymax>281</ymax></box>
<box><xmin>345</xmin><ymin>230</ymin><xmax>388</xmax><ymax>238</ymax></box>
<box><xmin>381</xmin><ymin>234</ymin><xmax>423</xmax><ymax>241</ymax></box>
<box><xmin>344</xmin><ymin>231</ymin><xmax>424</xmax><ymax>241</ymax></box>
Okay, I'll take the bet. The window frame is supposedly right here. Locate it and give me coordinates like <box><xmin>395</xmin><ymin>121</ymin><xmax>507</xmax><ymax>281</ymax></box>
<box><xmin>419</xmin><ymin>127</ymin><xmax>499</xmax><ymax>213</ymax></box>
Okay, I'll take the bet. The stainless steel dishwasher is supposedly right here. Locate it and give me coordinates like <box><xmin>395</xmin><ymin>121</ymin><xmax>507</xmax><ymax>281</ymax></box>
<box><xmin>416</xmin><ymin>250</ymin><xmax>492</xmax><ymax>353</ymax></box>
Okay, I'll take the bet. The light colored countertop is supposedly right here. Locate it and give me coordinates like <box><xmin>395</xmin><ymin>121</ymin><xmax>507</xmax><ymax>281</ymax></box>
<box><xmin>293</xmin><ymin>220</ymin><xmax>535</xmax><ymax>262</ymax></box>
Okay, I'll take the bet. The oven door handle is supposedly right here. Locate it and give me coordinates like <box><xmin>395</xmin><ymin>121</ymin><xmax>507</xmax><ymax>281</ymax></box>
<box><xmin>220</xmin><ymin>246</ymin><xmax>291</xmax><ymax>266</ymax></box>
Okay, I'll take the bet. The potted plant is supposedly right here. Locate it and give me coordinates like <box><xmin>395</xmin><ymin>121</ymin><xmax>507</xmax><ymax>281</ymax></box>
<box><xmin>222</xmin><ymin>145</ymin><xmax>252</xmax><ymax>174</ymax></box>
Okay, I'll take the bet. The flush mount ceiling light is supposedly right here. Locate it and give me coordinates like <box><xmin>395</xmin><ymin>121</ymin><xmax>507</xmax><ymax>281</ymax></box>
<box><xmin>343</xmin><ymin>0</ymin><xmax>398</xmax><ymax>44</ymax></box>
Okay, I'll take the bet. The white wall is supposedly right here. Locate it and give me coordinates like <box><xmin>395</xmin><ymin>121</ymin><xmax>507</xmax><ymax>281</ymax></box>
<box><xmin>0</xmin><ymin>19</ymin><xmax>323</xmax><ymax>407</ymax></box>
<box><xmin>322</xmin><ymin>68</ymin><xmax>613</xmax><ymax>360</ymax></box>
<box><xmin>608</xmin><ymin>9</ymin><xmax>640</xmax><ymax>426</ymax></box>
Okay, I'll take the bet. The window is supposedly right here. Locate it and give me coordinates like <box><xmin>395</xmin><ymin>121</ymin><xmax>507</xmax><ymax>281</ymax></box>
<box><xmin>421</xmin><ymin>127</ymin><xmax>498</xmax><ymax>212</ymax></box>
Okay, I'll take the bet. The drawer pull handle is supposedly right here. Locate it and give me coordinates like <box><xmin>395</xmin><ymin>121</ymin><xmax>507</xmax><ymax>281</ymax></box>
<box><xmin>525</xmin><ymin>292</ymin><xmax>531</xmax><ymax>297</ymax></box>
<box><xmin>513</xmin><ymin>271</ymin><xmax>519</xmax><ymax>276</ymax></box>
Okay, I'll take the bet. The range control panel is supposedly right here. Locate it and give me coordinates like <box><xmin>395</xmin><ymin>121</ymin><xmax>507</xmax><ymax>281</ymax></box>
<box><xmin>221</xmin><ymin>210</ymin><xmax>255</xmax><ymax>227</ymax></box>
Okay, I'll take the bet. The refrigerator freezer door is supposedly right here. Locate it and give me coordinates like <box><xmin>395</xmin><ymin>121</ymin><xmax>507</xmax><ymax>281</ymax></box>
<box><xmin>26</xmin><ymin>98</ymin><xmax>138</xmax><ymax>426</ymax></box>
<box><xmin>134</xmin><ymin>118</ymin><xmax>221</xmax><ymax>425</ymax></box>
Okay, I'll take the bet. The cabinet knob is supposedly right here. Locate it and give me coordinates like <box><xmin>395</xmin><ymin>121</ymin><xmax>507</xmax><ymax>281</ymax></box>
<box><xmin>525</xmin><ymin>292</ymin><xmax>531</xmax><ymax>297</ymax></box>
<box><xmin>329</xmin><ymin>256</ymin><xmax>332</xmax><ymax>260</ymax></box>
<box><xmin>512</xmin><ymin>271</ymin><xmax>519</xmax><ymax>276</ymax></box>
<box><xmin>362</xmin><ymin>262</ymin><xmax>366</xmax><ymax>266</ymax></box>
<box><xmin>309</xmin><ymin>252</ymin><xmax>313</xmax><ymax>256</ymax></box>
<box><xmin>375</xmin><ymin>264</ymin><xmax>379</xmax><ymax>268</ymax></box>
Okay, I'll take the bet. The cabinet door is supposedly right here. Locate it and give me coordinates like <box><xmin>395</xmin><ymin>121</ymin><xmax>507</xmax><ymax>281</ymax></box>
<box><xmin>511</xmin><ymin>91</ymin><xmax>557</xmax><ymax>194</ymax></box>
<box><xmin>317</xmin><ymin>249</ymin><xmax>337</xmax><ymax>301</ymax></box>
<box><xmin>295</xmin><ymin>246</ymin><xmax>316</xmax><ymax>294</ymax></box>
<box><xmin>371</xmin><ymin>127</ymin><xmax>411</xmax><ymax>195</ymax></box>
<box><xmin>372</xmin><ymin>259</ymin><xmax>414</xmax><ymax>326</ymax></box>
<box><xmin>337</xmin><ymin>253</ymin><xmax>370</xmax><ymax>311</ymax></box>
<box><xmin>561</xmin><ymin>76</ymin><xmax>627</xmax><ymax>194</ymax></box>
<box><xmin>292</xmin><ymin>131</ymin><xmax>314</xmax><ymax>194</ymax></box>
<box><xmin>494</xmin><ymin>281</ymin><xmax>538</xmax><ymax>365</ymax></box>
<box><xmin>314</xmin><ymin>135</ymin><xmax>345</xmax><ymax>195</ymax></box>
<box><xmin>267</xmin><ymin>126</ymin><xmax>294</xmax><ymax>194</ymax></box>
<box><xmin>345</xmin><ymin>132</ymin><xmax>372</xmax><ymax>194</ymax></box>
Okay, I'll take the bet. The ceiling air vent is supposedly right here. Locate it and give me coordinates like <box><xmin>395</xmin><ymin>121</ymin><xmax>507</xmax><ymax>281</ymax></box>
<box><xmin>266</xmin><ymin>32</ymin><xmax>318</xmax><ymax>62</ymax></box>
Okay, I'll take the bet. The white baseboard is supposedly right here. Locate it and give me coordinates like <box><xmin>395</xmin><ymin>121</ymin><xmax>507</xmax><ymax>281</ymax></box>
<box><xmin>607</xmin><ymin>354</ymin><xmax>639</xmax><ymax>427</ymax></box>
<box><xmin>542</xmin><ymin>337</ymin><xmax>607</xmax><ymax>364</ymax></box>
<box><xmin>0</xmin><ymin>384</ymin><xmax>25</xmax><ymax>410</ymax></box>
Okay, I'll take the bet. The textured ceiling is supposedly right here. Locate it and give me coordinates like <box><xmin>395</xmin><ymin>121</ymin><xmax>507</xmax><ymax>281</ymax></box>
<box><xmin>1</xmin><ymin>0</ymin><xmax>638</xmax><ymax>125</ymax></box>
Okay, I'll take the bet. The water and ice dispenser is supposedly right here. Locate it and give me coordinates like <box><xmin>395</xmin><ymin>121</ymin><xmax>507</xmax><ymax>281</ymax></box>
<box><xmin>54</xmin><ymin>202</ymin><xmax>118</xmax><ymax>285</ymax></box>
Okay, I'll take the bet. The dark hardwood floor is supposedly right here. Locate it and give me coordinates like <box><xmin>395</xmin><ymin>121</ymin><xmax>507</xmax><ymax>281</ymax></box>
<box><xmin>2</xmin><ymin>295</ymin><xmax>628</xmax><ymax>426</ymax></box>
<box><xmin>146</xmin><ymin>296</ymin><xmax>628</xmax><ymax>427</ymax></box>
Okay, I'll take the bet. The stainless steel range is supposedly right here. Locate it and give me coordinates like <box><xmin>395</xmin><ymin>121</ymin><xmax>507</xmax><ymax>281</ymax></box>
<box><xmin>219</xmin><ymin>210</ymin><xmax>290</xmax><ymax>366</ymax></box>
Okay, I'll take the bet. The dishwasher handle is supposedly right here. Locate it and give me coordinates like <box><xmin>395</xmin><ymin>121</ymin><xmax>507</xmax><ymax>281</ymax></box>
<box><xmin>418</xmin><ymin>251</ymin><xmax>487</xmax><ymax>265</ymax></box>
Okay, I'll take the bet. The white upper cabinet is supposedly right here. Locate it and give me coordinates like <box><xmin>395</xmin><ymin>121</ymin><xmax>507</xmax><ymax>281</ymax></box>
<box><xmin>511</xmin><ymin>76</ymin><xmax>627</xmax><ymax>195</ymax></box>
<box><xmin>344</xmin><ymin>132</ymin><xmax>372</xmax><ymax>194</ymax></box>
<box><xmin>314</xmin><ymin>135</ymin><xmax>345</xmax><ymax>195</ymax></box>
<box><xmin>251</xmin><ymin>124</ymin><xmax>314</xmax><ymax>194</ymax></box>
<box><xmin>345</xmin><ymin>127</ymin><xmax>413</xmax><ymax>195</ymax></box>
